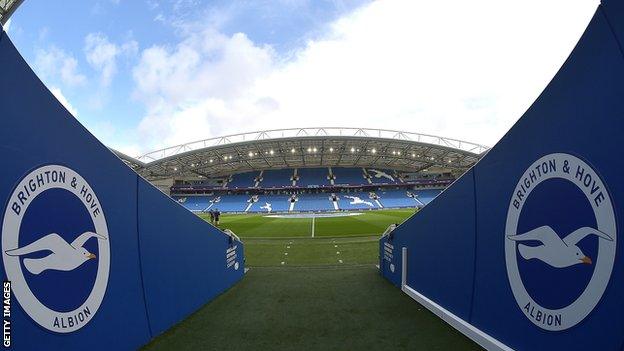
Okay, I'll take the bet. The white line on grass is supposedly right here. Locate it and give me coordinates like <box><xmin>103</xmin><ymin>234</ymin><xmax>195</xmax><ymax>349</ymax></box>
<box><xmin>311</xmin><ymin>216</ymin><xmax>315</xmax><ymax>238</ymax></box>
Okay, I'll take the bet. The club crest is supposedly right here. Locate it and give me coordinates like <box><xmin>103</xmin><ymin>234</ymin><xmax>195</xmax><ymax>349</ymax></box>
<box><xmin>505</xmin><ymin>153</ymin><xmax>616</xmax><ymax>331</ymax></box>
<box><xmin>2</xmin><ymin>165</ymin><xmax>110</xmax><ymax>333</ymax></box>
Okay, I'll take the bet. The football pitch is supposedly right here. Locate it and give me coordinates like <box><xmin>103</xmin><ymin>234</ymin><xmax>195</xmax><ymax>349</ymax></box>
<box><xmin>143</xmin><ymin>209</ymin><xmax>480</xmax><ymax>350</ymax></box>
<box><xmin>207</xmin><ymin>209</ymin><xmax>416</xmax><ymax>267</ymax></box>
<box><xmin>212</xmin><ymin>209</ymin><xmax>414</xmax><ymax>238</ymax></box>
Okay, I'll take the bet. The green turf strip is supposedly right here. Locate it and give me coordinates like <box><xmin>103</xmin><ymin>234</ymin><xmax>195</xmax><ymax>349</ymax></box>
<box><xmin>314</xmin><ymin>209</ymin><xmax>414</xmax><ymax>237</ymax></box>
<box><xmin>142</xmin><ymin>266</ymin><xmax>480</xmax><ymax>351</ymax></box>
<box><xmin>199</xmin><ymin>208</ymin><xmax>416</xmax><ymax>238</ymax></box>
<box><xmin>244</xmin><ymin>236</ymin><xmax>379</xmax><ymax>267</ymax></box>
<box><xmin>200</xmin><ymin>213</ymin><xmax>313</xmax><ymax>238</ymax></box>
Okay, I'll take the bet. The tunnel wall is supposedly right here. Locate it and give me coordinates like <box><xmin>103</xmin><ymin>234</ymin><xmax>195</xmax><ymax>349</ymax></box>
<box><xmin>0</xmin><ymin>28</ymin><xmax>244</xmax><ymax>350</ymax></box>
<box><xmin>381</xmin><ymin>2</ymin><xmax>624</xmax><ymax>350</ymax></box>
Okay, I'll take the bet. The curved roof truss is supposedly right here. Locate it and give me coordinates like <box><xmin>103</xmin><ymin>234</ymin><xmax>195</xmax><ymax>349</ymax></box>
<box><xmin>125</xmin><ymin>128</ymin><xmax>489</xmax><ymax>180</ymax></box>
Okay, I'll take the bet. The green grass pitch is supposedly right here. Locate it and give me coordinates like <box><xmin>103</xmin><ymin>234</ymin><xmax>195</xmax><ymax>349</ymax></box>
<box><xmin>200</xmin><ymin>209</ymin><xmax>416</xmax><ymax>266</ymax></box>
<box><xmin>143</xmin><ymin>208</ymin><xmax>481</xmax><ymax>350</ymax></box>
<box><xmin>207</xmin><ymin>209</ymin><xmax>414</xmax><ymax>238</ymax></box>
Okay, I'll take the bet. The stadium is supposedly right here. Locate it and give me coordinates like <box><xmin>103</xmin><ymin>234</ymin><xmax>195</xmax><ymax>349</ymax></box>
<box><xmin>121</xmin><ymin>128</ymin><xmax>487</xmax><ymax>299</ymax></box>
<box><xmin>2</xmin><ymin>1</ymin><xmax>624</xmax><ymax>350</ymax></box>
<box><xmin>124</xmin><ymin>127</ymin><xmax>485</xmax><ymax>212</ymax></box>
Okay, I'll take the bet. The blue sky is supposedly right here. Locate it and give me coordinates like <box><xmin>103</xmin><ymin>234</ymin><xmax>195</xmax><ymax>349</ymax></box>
<box><xmin>3</xmin><ymin>0</ymin><xmax>598</xmax><ymax>156</ymax></box>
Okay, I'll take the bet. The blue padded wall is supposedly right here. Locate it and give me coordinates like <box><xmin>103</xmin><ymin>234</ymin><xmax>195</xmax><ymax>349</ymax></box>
<box><xmin>381</xmin><ymin>171</ymin><xmax>476</xmax><ymax>320</ymax></box>
<box><xmin>138</xmin><ymin>179</ymin><xmax>244</xmax><ymax>336</ymax></box>
<box><xmin>0</xmin><ymin>27</ymin><xmax>243</xmax><ymax>350</ymax></box>
<box><xmin>405</xmin><ymin>172</ymin><xmax>475</xmax><ymax>320</ymax></box>
<box><xmin>381</xmin><ymin>3</ymin><xmax>624</xmax><ymax>350</ymax></box>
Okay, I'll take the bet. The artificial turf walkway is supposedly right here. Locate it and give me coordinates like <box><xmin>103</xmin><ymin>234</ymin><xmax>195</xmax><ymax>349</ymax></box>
<box><xmin>143</xmin><ymin>209</ymin><xmax>481</xmax><ymax>349</ymax></box>
<box><xmin>143</xmin><ymin>265</ymin><xmax>481</xmax><ymax>350</ymax></box>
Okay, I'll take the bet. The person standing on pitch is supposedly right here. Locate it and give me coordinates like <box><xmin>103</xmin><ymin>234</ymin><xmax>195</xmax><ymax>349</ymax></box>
<box><xmin>214</xmin><ymin>209</ymin><xmax>221</xmax><ymax>226</ymax></box>
<box><xmin>209</xmin><ymin>209</ymin><xmax>215</xmax><ymax>224</ymax></box>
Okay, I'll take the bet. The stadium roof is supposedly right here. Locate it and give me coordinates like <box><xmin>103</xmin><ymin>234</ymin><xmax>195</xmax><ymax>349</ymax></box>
<box><xmin>120</xmin><ymin>127</ymin><xmax>489</xmax><ymax>180</ymax></box>
<box><xmin>0</xmin><ymin>0</ymin><xmax>23</xmax><ymax>25</ymax></box>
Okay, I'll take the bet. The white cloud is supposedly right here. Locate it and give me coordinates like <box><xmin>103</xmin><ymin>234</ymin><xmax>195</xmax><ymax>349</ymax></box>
<box><xmin>130</xmin><ymin>0</ymin><xmax>598</xmax><ymax>154</ymax></box>
<box><xmin>50</xmin><ymin>87</ymin><xmax>79</xmax><ymax>117</ymax></box>
<box><xmin>35</xmin><ymin>47</ymin><xmax>87</xmax><ymax>87</ymax></box>
<box><xmin>85</xmin><ymin>32</ymin><xmax>138</xmax><ymax>87</ymax></box>
<box><xmin>132</xmin><ymin>28</ymin><xmax>274</xmax><ymax>148</ymax></box>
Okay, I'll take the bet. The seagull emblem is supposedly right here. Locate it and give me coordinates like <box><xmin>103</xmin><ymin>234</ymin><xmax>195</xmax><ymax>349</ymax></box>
<box><xmin>507</xmin><ymin>226</ymin><xmax>613</xmax><ymax>268</ymax></box>
<box><xmin>343</xmin><ymin>195</ymin><xmax>373</xmax><ymax>207</ymax></box>
<box><xmin>260</xmin><ymin>202</ymin><xmax>272</xmax><ymax>212</ymax></box>
<box><xmin>4</xmin><ymin>231</ymin><xmax>107</xmax><ymax>275</ymax></box>
<box><xmin>368</xmin><ymin>169</ymin><xmax>394</xmax><ymax>181</ymax></box>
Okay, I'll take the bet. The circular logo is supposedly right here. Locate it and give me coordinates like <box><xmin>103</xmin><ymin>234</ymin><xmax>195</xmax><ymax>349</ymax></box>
<box><xmin>2</xmin><ymin>165</ymin><xmax>110</xmax><ymax>333</ymax></box>
<box><xmin>505</xmin><ymin>153</ymin><xmax>616</xmax><ymax>331</ymax></box>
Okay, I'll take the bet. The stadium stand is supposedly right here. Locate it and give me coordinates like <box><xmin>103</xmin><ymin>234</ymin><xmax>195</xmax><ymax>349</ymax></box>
<box><xmin>210</xmin><ymin>194</ymin><xmax>252</xmax><ymax>212</ymax></box>
<box><xmin>337</xmin><ymin>192</ymin><xmax>379</xmax><ymax>210</ymax></box>
<box><xmin>376</xmin><ymin>189</ymin><xmax>441</xmax><ymax>208</ymax></box>
<box><xmin>333</xmin><ymin>167</ymin><xmax>366</xmax><ymax>185</ymax></box>
<box><xmin>366</xmin><ymin>168</ymin><xmax>400</xmax><ymax>185</ymax></box>
<box><xmin>227</xmin><ymin>171</ymin><xmax>257</xmax><ymax>188</ymax></box>
<box><xmin>166</xmin><ymin>156</ymin><xmax>449</xmax><ymax>212</ymax></box>
<box><xmin>297</xmin><ymin>167</ymin><xmax>330</xmax><ymax>187</ymax></box>
<box><xmin>410</xmin><ymin>189</ymin><xmax>440</xmax><ymax>205</ymax></box>
<box><xmin>260</xmin><ymin>169</ymin><xmax>295</xmax><ymax>187</ymax></box>
<box><xmin>173</xmin><ymin>188</ymin><xmax>440</xmax><ymax>213</ymax></box>
<box><xmin>295</xmin><ymin>193</ymin><xmax>335</xmax><ymax>211</ymax></box>
<box><xmin>252</xmin><ymin>195</ymin><xmax>291</xmax><ymax>212</ymax></box>
<box><xmin>168</xmin><ymin>167</ymin><xmax>458</xmax><ymax>193</ymax></box>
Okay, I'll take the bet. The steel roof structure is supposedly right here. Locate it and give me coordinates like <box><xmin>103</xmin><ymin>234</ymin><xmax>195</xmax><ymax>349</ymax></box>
<box><xmin>0</xmin><ymin>0</ymin><xmax>23</xmax><ymax>25</ymax></box>
<box><xmin>120</xmin><ymin>127</ymin><xmax>489</xmax><ymax>180</ymax></box>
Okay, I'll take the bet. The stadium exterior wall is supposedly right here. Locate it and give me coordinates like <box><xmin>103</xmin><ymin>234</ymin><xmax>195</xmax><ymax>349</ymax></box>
<box><xmin>381</xmin><ymin>3</ymin><xmax>624</xmax><ymax>350</ymax></box>
<box><xmin>0</xmin><ymin>29</ymin><xmax>244</xmax><ymax>349</ymax></box>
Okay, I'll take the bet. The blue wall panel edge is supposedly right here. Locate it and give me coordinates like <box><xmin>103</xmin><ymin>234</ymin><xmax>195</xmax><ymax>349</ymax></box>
<box><xmin>135</xmin><ymin>175</ymin><xmax>154</xmax><ymax>338</ymax></box>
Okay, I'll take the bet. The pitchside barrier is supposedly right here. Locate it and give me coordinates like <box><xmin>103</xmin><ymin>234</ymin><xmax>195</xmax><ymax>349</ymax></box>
<box><xmin>0</xmin><ymin>29</ymin><xmax>244</xmax><ymax>349</ymax></box>
<box><xmin>381</xmin><ymin>2</ymin><xmax>624</xmax><ymax>350</ymax></box>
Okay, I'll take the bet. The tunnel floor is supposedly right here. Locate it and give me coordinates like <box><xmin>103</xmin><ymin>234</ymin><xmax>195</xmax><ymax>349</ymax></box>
<box><xmin>142</xmin><ymin>265</ymin><xmax>480</xmax><ymax>350</ymax></box>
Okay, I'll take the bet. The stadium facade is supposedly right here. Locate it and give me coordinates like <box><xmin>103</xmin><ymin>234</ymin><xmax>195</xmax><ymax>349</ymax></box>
<box><xmin>119</xmin><ymin>128</ymin><xmax>489</xmax><ymax>213</ymax></box>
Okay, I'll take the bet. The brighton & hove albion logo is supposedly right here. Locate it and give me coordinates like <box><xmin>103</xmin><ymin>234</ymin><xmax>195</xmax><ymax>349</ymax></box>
<box><xmin>505</xmin><ymin>153</ymin><xmax>616</xmax><ymax>331</ymax></box>
<box><xmin>2</xmin><ymin>165</ymin><xmax>110</xmax><ymax>333</ymax></box>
